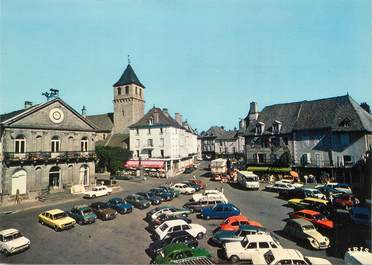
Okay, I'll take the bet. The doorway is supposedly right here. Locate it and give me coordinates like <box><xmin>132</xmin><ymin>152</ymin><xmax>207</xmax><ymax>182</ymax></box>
<box><xmin>49</xmin><ymin>166</ymin><xmax>60</xmax><ymax>189</ymax></box>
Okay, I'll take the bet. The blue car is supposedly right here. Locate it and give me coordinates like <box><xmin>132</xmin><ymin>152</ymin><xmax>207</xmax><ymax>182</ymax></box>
<box><xmin>200</xmin><ymin>203</ymin><xmax>240</xmax><ymax>220</ymax></box>
<box><xmin>107</xmin><ymin>197</ymin><xmax>134</xmax><ymax>214</ymax></box>
<box><xmin>150</xmin><ymin>188</ymin><xmax>174</xmax><ymax>201</ymax></box>
<box><xmin>350</xmin><ymin>205</ymin><xmax>371</xmax><ymax>226</ymax></box>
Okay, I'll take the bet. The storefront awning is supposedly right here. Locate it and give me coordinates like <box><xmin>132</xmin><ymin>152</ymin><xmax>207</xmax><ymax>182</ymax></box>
<box><xmin>123</xmin><ymin>160</ymin><xmax>165</xmax><ymax>169</ymax></box>
<box><xmin>247</xmin><ymin>166</ymin><xmax>291</xmax><ymax>173</ymax></box>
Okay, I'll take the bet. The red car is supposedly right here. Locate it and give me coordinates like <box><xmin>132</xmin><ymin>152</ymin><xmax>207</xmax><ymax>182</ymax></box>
<box><xmin>289</xmin><ymin>209</ymin><xmax>334</xmax><ymax>230</ymax></box>
<box><xmin>189</xmin><ymin>179</ymin><xmax>206</xmax><ymax>189</ymax></box>
<box><xmin>219</xmin><ymin>215</ymin><xmax>263</xmax><ymax>231</ymax></box>
<box><xmin>335</xmin><ymin>194</ymin><xmax>355</xmax><ymax>209</ymax></box>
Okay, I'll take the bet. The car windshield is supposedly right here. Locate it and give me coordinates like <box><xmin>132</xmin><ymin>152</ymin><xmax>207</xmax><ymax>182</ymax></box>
<box><xmin>53</xmin><ymin>212</ymin><xmax>67</xmax><ymax>219</ymax></box>
<box><xmin>82</xmin><ymin>209</ymin><xmax>93</xmax><ymax>215</ymax></box>
<box><xmin>264</xmin><ymin>251</ymin><xmax>275</xmax><ymax>264</ymax></box>
<box><xmin>302</xmin><ymin>225</ymin><xmax>315</xmax><ymax>231</ymax></box>
<box><xmin>246</xmin><ymin>177</ymin><xmax>258</xmax><ymax>181</ymax></box>
<box><xmin>159</xmin><ymin>223</ymin><xmax>169</xmax><ymax>232</ymax></box>
<box><xmin>313</xmin><ymin>214</ymin><xmax>326</xmax><ymax>220</ymax></box>
<box><xmin>3</xmin><ymin>232</ymin><xmax>22</xmax><ymax>242</ymax></box>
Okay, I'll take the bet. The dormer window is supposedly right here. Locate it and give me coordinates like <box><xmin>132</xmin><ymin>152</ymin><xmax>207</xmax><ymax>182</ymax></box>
<box><xmin>272</xmin><ymin>120</ymin><xmax>282</xmax><ymax>134</ymax></box>
<box><xmin>339</xmin><ymin>118</ymin><xmax>351</xmax><ymax>128</ymax></box>
<box><xmin>256</xmin><ymin>122</ymin><xmax>265</xmax><ymax>135</ymax></box>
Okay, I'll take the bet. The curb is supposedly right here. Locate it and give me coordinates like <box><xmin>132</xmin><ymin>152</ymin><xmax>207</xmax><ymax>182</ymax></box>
<box><xmin>0</xmin><ymin>186</ymin><xmax>123</xmax><ymax>215</ymax></box>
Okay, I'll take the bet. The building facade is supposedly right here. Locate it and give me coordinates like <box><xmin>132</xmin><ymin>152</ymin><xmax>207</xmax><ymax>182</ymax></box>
<box><xmin>242</xmin><ymin>95</ymin><xmax>372</xmax><ymax>186</ymax></box>
<box><xmin>129</xmin><ymin>107</ymin><xmax>198</xmax><ymax>176</ymax></box>
<box><xmin>0</xmin><ymin>98</ymin><xmax>97</xmax><ymax>205</ymax></box>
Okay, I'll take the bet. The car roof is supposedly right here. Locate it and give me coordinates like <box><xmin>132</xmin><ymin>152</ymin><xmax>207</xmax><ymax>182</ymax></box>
<box><xmin>0</xmin><ymin>228</ymin><xmax>19</xmax><ymax>236</ymax></box>
<box><xmin>297</xmin><ymin>209</ymin><xmax>320</xmax><ymax>215</ymax></box>
<box><xmin>267</xmin><ymin>249</ymin><xmax>303</xmax><ymax>259</ymax></box>
<box><xmin>239</xmin><ymin>225</ymin><xmax>266</xmax><ymax>231</ymax></box>
<box><xmin>45</xmin><ymin>209</ymin><xmax>64</xmax><ymax>215</ymax></box>
<box><xmin>303</xmin><ymin>197</ymin><xmax>328</xmax><ymax>203</ymax></box>
<box><xmin>303</xmin><ymin>188</ymin><xmax>317</xmax><ymax>192</ymax></box>
<box><xmin>162</xmin><ymin>219</ymin><xmax>188</xmax><ymax>226</ymax></box>
<box><xmin>245</xmin><ymin>234</ymin><xmax>275</xmax><ymax>241</ymax></box>
<box><xmin>288</xmin><ymin>218</ymin><xmax>313</xmax><ymax>226</ymax></box>
<box><xmin>226</xmin><ymin>215</ymin><xmax>248</xmax><ymax>222</ymax></box>
<box><xmin>215</xmin><ymin>203</ymin><xmax>235</xmax><ymax>207</ymax></box>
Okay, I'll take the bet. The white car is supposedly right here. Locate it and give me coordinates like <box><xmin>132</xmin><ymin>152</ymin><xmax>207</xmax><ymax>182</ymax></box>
<box><xmin>224</xmin><ymin>234</ymin><xmax>282</xmax><ymax>263</ymax></box>
<box><xmin>344</xmin><ymin>247</ymin><xmax>372</xmax><ymax>265</ymax></box>
<box><xmin>0</xmin><ymin>228</ymin><xmax>30</xmax><ymax>255</ymax></box>
<box><xmin>275</xmin><ymin>180</ymin><xmax>303</xmax><ymax>188</ymax></box>
<box><xmin>265</xmin><ymin>183</ymin><xmax>295</xmax><ymax>192</ymax></box>
<box><xmin>83</xmin><ymin>185</ymin><xmax>112</xmax><ymax>198</ymax></box>
<box><xmin>302</xmin><ymin>188</ymin><xmax>326</xmax><ymax>200</ymax></box>
<box><xmin>154</xmin><ymin>219</ymin><xmax>206</xmax><ymax>240</ymax></box>
<box><xmin>171</xmin><ymin>183</ymin><xmax>195</xmax><ymax>195</ymax></box>
<box><xmin>147</xmin><ymin>207</ymin><xmax>190</xmax><ymax>221</ymax></box>
<box><xmin>192</xmin><ymin>189</ymin><xmax>227</xmax><ymax>202</ymax></box>
<box><xmin>253</xmin><ymin>249</ymin><xmax>332</xmax><ymax>265</ymax></box>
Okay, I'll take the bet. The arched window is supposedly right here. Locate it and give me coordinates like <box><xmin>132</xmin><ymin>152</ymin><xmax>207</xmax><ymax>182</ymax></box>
<box><xmin>125</xmin><ymin>86</ymin><xmax>129</xmax><ymax>94</ymax></box>
<box><xmin>15</xmin><ymin>135</ymin><xmax>26</xmax><ymax>153</ymax></box>
<box><xmin>81</xmin><ymin>137</ymin><xmax>88</xmax><ymax>152</ymax></box>
<box><xmin>118</xmin><ymin>87</ymin><xmax>122</xmax><ymax>95</ymax></box>
<box><xmin>51</xmin><ymin>136</ymin><xmax>60</xmax><ymax>153</ymax></box>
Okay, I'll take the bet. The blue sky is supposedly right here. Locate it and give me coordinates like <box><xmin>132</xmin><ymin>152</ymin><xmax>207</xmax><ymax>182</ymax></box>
<box><xmin>1</xmin><ymin>0</ymin><xmax>371</xmax><ymax>132</ymax></box>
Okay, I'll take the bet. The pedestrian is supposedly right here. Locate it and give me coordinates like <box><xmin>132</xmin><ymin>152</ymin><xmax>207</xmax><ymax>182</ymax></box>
<box><xmin>304</xmin><ymin>175</ymin><xmax>308</xmax><ymax>184</ymax></box>
<box><xmin>329</xmin><ymin>192</ymin><xmax>334</xmax><ymax>204</ymax></box>
<box><xmin>15</xmin><ymin>189</ymin><xmax>21</xmax><ymax>205</ymax></box>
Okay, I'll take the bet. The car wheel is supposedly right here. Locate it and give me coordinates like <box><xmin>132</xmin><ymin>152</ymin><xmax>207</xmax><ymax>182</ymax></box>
<box><xmin>54</xmin><ymin>225</ymin><xmax>59</xmax><ymax>232</ymax></box>
<box><xmin>230</xmin><ymin>255</ymin><xmax>240</xmax><ymax>263</ymax></box>
<box><xmin>39</xmin><ymin>219</ymin><xmax>44</xmax><ymax>225</ymax></box>
<box><xmin>92</xmin><ymin>195</ymin><xmax>96</xmax><ymax>199</ymax></box>
<box><xmin>196</xmin><ymin>232</ymin><xmax>204</xmax><ymax>239</ymax></box>
<box><xmin>205</xmin><ymin>215</ymin><xmax>210</xmax><ymax>220</ymax></box>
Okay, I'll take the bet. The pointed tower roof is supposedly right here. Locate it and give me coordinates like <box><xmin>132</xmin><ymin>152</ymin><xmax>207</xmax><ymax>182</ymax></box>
<box><xmin>113</xmin><ymin>64</ymin><xmax>145</xmax><ymax>88</ymax></box>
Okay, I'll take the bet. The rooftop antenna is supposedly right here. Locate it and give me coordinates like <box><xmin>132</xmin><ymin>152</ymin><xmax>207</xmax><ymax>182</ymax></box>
<box><xmin>128</xmin><ymin>54</ymin><xmax>131</xmax><ymax>65</ymax></box>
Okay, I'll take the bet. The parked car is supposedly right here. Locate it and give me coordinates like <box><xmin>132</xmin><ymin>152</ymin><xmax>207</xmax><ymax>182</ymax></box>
<box><xmin>237</xmin><ymin>171</ymin><xmax>260</xmax><ymax>190</ymax></box>
<box><xmin>316</xmin><ymin>186</ymin><xmax>345</xmax><ymax>198</ymax></box>
<box><xmin>279</xmin><ymin>188</ymin><xmax>326</xmax><ymax>200</ymax></box>
<box><xmin>153</xmin><ymin>243</ymin><xmax>213</xmax><ymax>264</ymax></box>
<box><xmin>253</xmin><ymin>249</ymin><xmax>332</xmax><ymax>265</ymax></box>
<box><xmin>265</xmin><ymin>183</ymin><xmax>296</xmax><ymax>192</ymax></box>
<box><xmin>189</xmin><ymin>179</ymin><xmax>206</xmax><ymax>189</ymax></box>
<box><xmin>68</xmin><ymin>205</ymin><xmax>97</xmax><ymax>225</ymax></box>
<box><xmin>136</xmin><ymin>191</ymin><xmax>162</xmax><ymax>205</ymax></box>
<box><xmin>150</xmin><ymin>188</ymin><xmax>174</xmax><ymax>201</ymax></box>
<box><xmin>344</xmin><ymin>247</ymin><xmax>372</xmax><ymax>265</ymax></box>
<box><xmin>38</xmin><ymin>209</ymin><xmax>76</xmax><ymax>231</ymax></box>
<box><xmin>184</xmin><ymin>167</ymin><xmax>195</xmax><ymax>174</ymax></box>
<box><xmin>89</xmin><ymin>202</ymin><xmax>117</xmax><ymax>221</ymax></box>
<box><xmin>159</xmin><ymin>185</ymin><xmax>180</xmax><ymax>197</ymax></box>
<box><xmin>154</xmin><ymin>219</ymin><xmax>206</xmax><ymax>240</ymax></box>
<box><xmin>200</xmin><ymin>203</ymin><xmax>240</xmax><ymax>220</ymax></box>
<box><xmin>148</xmin><ymin>231</ymin><xmax>198</xmax><ymax>256</ymax></box>
<box><xmin>275</xmin><ymin>179</ymin><xmax>303</xmax><ymax>188</ymax></box>
<box><xmin>171</xmin><ymin>183</ymin><xmax>196</xmax><ymax>195</ymax></box>
<box><xmin>212</xmin><ymin>225</ymin><xmax>268</xmax><ymax>246</ymax></box>
<box><xmin>220</xmin><ymin>215</ymin><xmax>263</xmax><ymax>231</ymax></box>
<box><xmin>334</xmin><ymin>194</ymin><xmax>356</xmax><ymax>209</ymax></box>
<box><xmin>350</xmin><ymin>205</ymin><xmax>371</xmax><ymax>226</ymax></box>
<box><xmin>0</xmin><ymin>228</ymin><xmax>30</xmax><ymax>255</ymax></box>
<box><xmin>288</xmin><ymin>209</ymin><xmax>334</xmax><ymax>230</ymax></box>
<box><xmin>192</xmin><ymin>189</ymin><xmax>227</xmax><ymax>202</ymax></box>
<box><xmin>181</xmin><ymin>181</ymin><xmax>201</xmax><ymax>192</ymax></box>
<box><xmin>283</xmin><ymin>219</ymin><xmax>330</xmax><ymax>250</ymax></box>
<box><xmin>224</xmin><ymin>234</ymin><xmax>282</xmax><ymax>263</ymax></box>
<box><xmin>147</xmin><ymin>206</ymin><xmax>191</xmax><ymax>221</ymax></box>
<box><xmin>317</xmin><ymin>182</ymin><xmax>352</xmax><ymax>194</ymax></box>
<box><xmin>183</xmin><ymin>198</ymin><xmax>225</xmax><ymax>213</ymax></box>
<box><xmin>106</xmin><ymin>197</ymin><xmax>134</xmax><ymax>214</ymax></box>
<box><xmin>83</xmin><ymin>185</ymin><xmax>112</xmax><ymax>199</ymax></box>
<box><xmin>287</xmin><ymin>197</ymin><xmax>330</xmax><ymax>213</ymax></box>
<box><xmin>150</xmin><ymin>213</ymin><xmax>192</xmax><ymax>230</ymax></box>
<box><xmin>125</xmin><ymin>194</ymin><xmax>151</xmax><ymax>209</ymax></box>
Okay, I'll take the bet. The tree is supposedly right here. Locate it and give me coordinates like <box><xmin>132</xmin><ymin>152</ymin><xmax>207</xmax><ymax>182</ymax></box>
<box><xmin>95</xmin><ymin>146</ymin><xmax>132</xmax><ymax>175</ymax></box>
<box><xmin>278</xmin><ymin>150</ymin><xmax>292</xmax><ymax>166</ymax></box>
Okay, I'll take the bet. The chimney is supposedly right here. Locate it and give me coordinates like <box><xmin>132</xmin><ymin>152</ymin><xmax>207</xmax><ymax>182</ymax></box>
<box><xmin>81</xmin><ymin>106</ymin><xmax>87</xmax><ymax>117</ymax></box>
<box><xmin>175</xmin><ymin>113</ymin><xmax>183</xmax><ymax>125</ymax></box>
<box><xmin>162</xmin><ymin>108</ymin><xmax>169</xmax><ymax>117</ymax></box>
<box><xmin>239</xmin><ymin>118</ymin><xmax>246</xmax><ymax>129</ymax></box>
<box><xmin>154</xmin><ymin>108</ymin><xmax>159</xmax><ymax>123</ymax></box>
<box><xmin>24</xmin><ymin>101</ymin><xmax>33</xmax><ymax>109</ymax></box>
<box><xmin>248</xmin><ymin>102</ymin><xmax>259</xmax><ymax>122</ymax></box>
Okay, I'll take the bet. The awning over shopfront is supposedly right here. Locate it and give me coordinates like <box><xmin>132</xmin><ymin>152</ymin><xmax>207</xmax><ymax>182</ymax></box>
<box><xmin>123</xmin><ymin>160</ymin><xmax>165</xmax><ymax>169</ymax></box>
<box><xmin>247</xmin><ymin>166</ymin><xmax>291</xmax><ymax>173</ymax></box>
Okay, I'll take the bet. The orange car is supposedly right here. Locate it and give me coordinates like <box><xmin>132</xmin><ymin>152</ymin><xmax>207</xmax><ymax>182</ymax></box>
<box><xmin>219</xmin><ymin>215</ymin><xmax>263</xmax><ymax>231</ymax></box>
<box><xmin>289</xmin><ymin>209</ymin><xmax>334</xmax><ymax>230</ymax></box>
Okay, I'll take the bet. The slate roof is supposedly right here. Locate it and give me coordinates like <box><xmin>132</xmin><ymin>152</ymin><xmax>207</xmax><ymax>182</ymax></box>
<box><xmin>96</xmin><ymin>133</ymin><xmax>129</xmax><ymax>148</ymax></box>
<box><xmin>244</xmin><ymin>95</ymin><xmax>372</xmax><ymax>136</ymax></box>
<box><xmin>86</xmin><ymin>113</ymin><xmax>114</xmax><ymax>132</ymax></box>
<box><xmin>200</xmin><ymin>126</ymin><xmax>226</xmax><ymax>138</ymax></box>
<box><xmin>0</xmin><ymin>108</ymin><xmax>32</xmax><ymax>123</ymax></box>
<box><xmin>130</xmin><ymin>107</ymin><xmax>182</xmax><ymax>129</ymax></box>
<box><xmin>113</xmin><ymin>64</ymin><xmax>145</xmax><ymax>88</ymax></box>
<box><xmin>216</xmin><ymin>130</ymin><xmax>238</xmax><ymax>140</ymax></box>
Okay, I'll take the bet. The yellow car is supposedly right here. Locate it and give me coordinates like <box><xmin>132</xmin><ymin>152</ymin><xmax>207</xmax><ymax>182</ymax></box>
<box><xmin>38</xmin><ymin>209</ymin><xmax>76</xmax><ymax>231</ymax></box>
<box><xmin>288</xmin><ymin>197</ymin><xmax>329</xmax><ymax>212</ymax></box>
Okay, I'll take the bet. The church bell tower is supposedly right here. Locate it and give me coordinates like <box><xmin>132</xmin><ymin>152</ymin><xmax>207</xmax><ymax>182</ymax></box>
<box><xmin>112</xmin><ymin>62</ymin><xmax>145</xmax><ymax>134</ymax></box>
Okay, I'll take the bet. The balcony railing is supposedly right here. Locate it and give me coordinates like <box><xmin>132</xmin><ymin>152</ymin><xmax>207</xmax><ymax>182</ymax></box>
<box><xmin>4</xmin><ymin>151</ymin><xmax>96</xmax><ymax>163</ymax></box>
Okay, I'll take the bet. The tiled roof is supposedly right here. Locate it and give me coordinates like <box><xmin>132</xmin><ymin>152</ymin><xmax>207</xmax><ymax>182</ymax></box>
<box><xmin>244</xmin><ymin>95</ymin><xmax>372</xmax><ymax>136</ymax></box>
<box><xmin>130</xmin><ymin>107</ymin><xmax>182</xmax><ymax>129</ymax></box>
<box><xmin>86</xmin><ymin>113</ymin><xmax>114</xmax><ymax>132</ymax></box>
<box><xmin>96</xmin><ymin>133</ymin><xmax>129</xmax><ymax>148</ymax></box>
<box><xmin>200</xmin><ymin>126</ymin><xmax>226</xmax><ymax>138</ymax></box>
<box><xmin>216</xmin><ymin>130</ymin><xmax>238</xmax><ymax>140</ymax></box>
<box><xmin>113</xmin><ymin>64</ymin><xmax>145</xmax><ymax>88</ymax></box>
<box><xmin>0</xmin><ymin>109</ymin><xmax>30</xmax><ymax>123</ymax></box>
